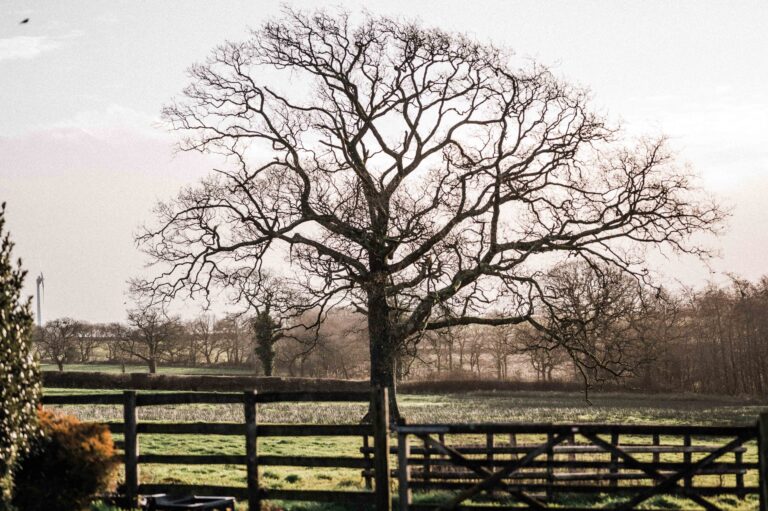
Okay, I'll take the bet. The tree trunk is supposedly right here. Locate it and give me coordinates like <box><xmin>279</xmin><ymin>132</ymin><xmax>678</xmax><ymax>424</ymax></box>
<box><xmin>367</xmin><ymin>282</ymin><xmax>401</xmax><ymax>422</ymax></box>
<box><xmin>56</xmin><ymin>359</ymin><xmax>64</xmax><ymax>371</ymax></box>
<box><xmin>148</xmin><ymin>358</ymin><xmax>157</xmax><ymax>373</ymax></box>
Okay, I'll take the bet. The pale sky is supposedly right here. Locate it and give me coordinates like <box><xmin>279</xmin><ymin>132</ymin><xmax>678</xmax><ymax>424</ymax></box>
<box><xmin>1</xmin><ymin>1</ymin><xmax>767</xmax><ymax>322</ymax></box>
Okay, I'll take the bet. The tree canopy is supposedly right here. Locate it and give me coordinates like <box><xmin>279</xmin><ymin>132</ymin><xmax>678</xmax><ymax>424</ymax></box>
<box><xmin>138</xmin><ymin>9</ymin><xmax>723</xmax><ymax>412</ymax></box>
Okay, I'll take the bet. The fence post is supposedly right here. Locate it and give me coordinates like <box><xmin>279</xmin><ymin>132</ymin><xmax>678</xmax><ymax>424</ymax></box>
<box><xmin>397</xmin><ymin>419</ymin><xmax>411</xmax><ymax>511</ymax></box>
<box><xmin>372</xmin><ymin>386</ymin><xmax>392</xmax><ymax>511</ymax></box>
<box><xmin>546</xmin><ymin>431</ymin><xmax>554</xmax><ymax>501</ymax></box>
<box><xmin>609</xmin><ymin>432</ymin><xmax>619</xmax><ymax>488</ymax></box>
<box><xmin>363</xmin><ymin>434</ymin><xmax>374</xmax><ymax>490</ymax></box>
<box><xmin>509</xmin><ymin>433</ymin><xmax>518</xmax><ymax>461</ymax></box>
<box><xmin>486</xmin><ymin>433</ymin><xmax>494</xmax><ymax>469</ymax></box>
<box><xmin>123</xmin><ymin>390</ymin><xmax>139</xmax><ymax>509</ymax></box>
<box><xmin>567</xmin><ymin>432</ymin><xmax>576</xmax><ymax>474</ymax></box>
<box><xmin>759</xmin><ymin>414</ymin><xmax>768</xmax><ymax>511</ymax></box>
<box><xmin>423</xmin><ymin>436</ymin><xmax>432</xmax><ymax>484</ymax></box>
<box><xmin>735</xmin><ymin>447</ymin><xmax>745</xmax><ymax>498</ymax></box>
<box><xmin>683</xmin><ymin>434</ymin><xmax>692</xmax><ymax>490</ymax></box>
<box><xmin>244</xmin><ymin>390</ymin><xmax>260</xmax><ymax>511</ymax></box>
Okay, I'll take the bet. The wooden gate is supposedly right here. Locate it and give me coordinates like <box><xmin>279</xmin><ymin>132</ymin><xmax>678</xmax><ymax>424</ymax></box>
<box><xmin>396</xmin><ymin>422</ymin><xmax>759</xmax><ymax>511</ymax></box>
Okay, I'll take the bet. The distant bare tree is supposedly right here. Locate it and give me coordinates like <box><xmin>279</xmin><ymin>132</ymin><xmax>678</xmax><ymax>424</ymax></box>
<box><xmin>318</xmin><ymin>311</ymin><xmax>369</xmax><ymax>378</ymax></box>
<box><xmin>424</xmin><ymin>328</ymin><xmax>457</xmax><ymax>375</ymax></box>
<box><xmin>522</xmin><ymin>262</ymin><xmax>664</xmax><ymax>392</ymax></box>
<box><xmin>189</xmin><ymin>313</ymin><xmax>227</xmax><ymax>365</ymax></box>
<box><xmin>37</xmin><ymin>318</ymin><xmax>79</xmax><ymax>371</ymax></box>
<box><xmin>119</xmin><ymin>301</ymin><xmax>182</xmax><ymax>373</ymax></box>
<box><xmin>522</xmin><ymin>341</ymin><xmax>568</xmax><ymax>383</ymax></box>
<box><xmin>486</xmin><ymin>324</ymin><xmax>516</xmax><ymax>379</ymax></box>
<box><xmin>138</xmin><ymin>9</ymin><xmax>723</xmax><ymax>414</ymax></box>
<box><xmin>276</xmin><ymin>309</ymin><xmax>369</xmax><ymax>378</ymax></box>
<box><xmin>216</xmin><ymin>314</ymin><xmax>250</xmax><ymax>365</ymax></box>
<box><xmin>102</xmin><ymin>322</ymin><xmax>128</xmax><ymax>362</ymax></box>
<box><xmin>71</xmin><ymin>321</ymin><xmax>101</xmax><ymax>363</ymax></box>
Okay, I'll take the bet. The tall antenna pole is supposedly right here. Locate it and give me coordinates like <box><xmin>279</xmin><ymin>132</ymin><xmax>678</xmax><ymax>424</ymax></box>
<box><xmin>35</xmin><ymin>273</ymin><xmax>44</xmax><ymax>327</ymax></box>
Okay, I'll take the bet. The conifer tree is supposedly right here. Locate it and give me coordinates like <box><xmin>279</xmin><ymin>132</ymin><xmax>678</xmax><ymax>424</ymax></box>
<box><xmin>252</xmin><ymin>306</ymin><xmax>281</xmax><ymax>376</ymax></box>
<box><xmin>0</xmin><ymin>203</ymin><xmax>40</xmax><ymax>506</ymax></box>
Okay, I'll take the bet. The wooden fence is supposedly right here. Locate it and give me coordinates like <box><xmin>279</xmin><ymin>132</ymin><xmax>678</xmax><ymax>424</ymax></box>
<box><xmin>42</xmin><ymin>389</ymin><xmax>392</xmax><ymax>510</ymax></box>
<box><xmin>42</xmin><ymin>391</ymin><xmax>768</xmax><ymax>511</ymax></box>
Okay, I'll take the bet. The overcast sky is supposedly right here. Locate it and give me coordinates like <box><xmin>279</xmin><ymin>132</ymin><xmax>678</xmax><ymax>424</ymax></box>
<box><xmin>2</xmin><ymin>0</ymin><xmax>767</xmax><ymax>323</ymax></box>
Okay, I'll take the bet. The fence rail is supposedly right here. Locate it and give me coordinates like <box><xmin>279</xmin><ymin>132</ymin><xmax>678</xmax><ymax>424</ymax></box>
<box><xmin>42</xmin><ymin>391</ymin><xmax>768</xmax><ymax>511</ymax></box>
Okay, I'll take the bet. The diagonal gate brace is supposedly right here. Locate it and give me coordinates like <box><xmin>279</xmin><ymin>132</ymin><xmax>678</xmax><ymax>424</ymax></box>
<box><xmin>435</xmin><ymin>432</ymin><xmax>569</xmax><ymax>510</ymax></box>
<box><xmin>611</xmin><ymin>434</ymin><xmax>752</xmax><ymax>511</ymax></box>
<box><xmin>582</xmin><ymin>431</ymin><xmax>720</xmax><ymax>511</ymax></box>
<box><xmin>417</xmin><ymin>433</ymin><xmax>546</xmax><ymax>510</ymax></box>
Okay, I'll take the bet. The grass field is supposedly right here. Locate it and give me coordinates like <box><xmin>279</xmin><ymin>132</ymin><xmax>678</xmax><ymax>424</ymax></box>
<box><xmin>45</xmin><ymin>387</ymin><xmax>768</xmax><ymax>425</ymax></box>
<box><xmin>44</xmin><ymin>388</ymin><xmax>766</xmax><ymax>511</ymax></box>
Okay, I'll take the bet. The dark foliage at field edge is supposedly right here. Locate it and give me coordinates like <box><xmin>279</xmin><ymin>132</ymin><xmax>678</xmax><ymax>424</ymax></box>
<box><xmin>43</xmin><ymin>371</ymin><xmax>370</xmax><ymax>392</ymax></box>
<box><xmin>44</xmin><ymin>370</ymin><xmax>665</xmax><ymax>395</ymax></box>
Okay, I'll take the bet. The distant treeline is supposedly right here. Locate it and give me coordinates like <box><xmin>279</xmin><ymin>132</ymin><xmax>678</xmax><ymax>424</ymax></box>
<box><xmin>651</xmin><ymin>276</ymin><xmax>768</xmax><ymax>395</ymax></box>
<box><xmin>34</xmin><ymin>275</ymin><xmax>768</xmax><ymax>396</ymax></box>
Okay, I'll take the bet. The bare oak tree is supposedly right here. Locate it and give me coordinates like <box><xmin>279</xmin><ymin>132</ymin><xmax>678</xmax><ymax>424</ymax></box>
<box><xmin>138</xmin><ymin>9</ymin><xmax>723</xmax><ymax>414</ymax></box>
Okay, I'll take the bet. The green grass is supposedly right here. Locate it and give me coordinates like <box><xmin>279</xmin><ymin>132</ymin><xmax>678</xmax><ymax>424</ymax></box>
<box><xmin>44</xmin><ymin>388</ymin><xmax>767</xmax><ymax>510</ymax></box>
<box><xmin>410</xmin><ymin>490</ymin><xmax>759</xmax><ymax>510</ymax></box>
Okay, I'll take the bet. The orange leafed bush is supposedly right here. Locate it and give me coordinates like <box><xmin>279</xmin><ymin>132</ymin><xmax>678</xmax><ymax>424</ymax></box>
<box><xmin>12</xmin><ymin>408</ymin><xmax>117</xmax><ymax>511</ymax></box>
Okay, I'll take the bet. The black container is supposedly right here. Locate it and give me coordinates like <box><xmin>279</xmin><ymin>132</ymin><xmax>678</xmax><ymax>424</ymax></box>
<box><xmin>144</xmin><ymin>494</ymin><xmax>236</xmax><ymax>510</ymax></box>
